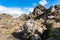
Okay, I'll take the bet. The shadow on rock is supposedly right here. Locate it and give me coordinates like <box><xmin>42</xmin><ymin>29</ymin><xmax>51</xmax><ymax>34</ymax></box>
<box><xmin>12</xmin><ymin>31</ymin><xmax>25</xmax><ymax>40</ymax></box>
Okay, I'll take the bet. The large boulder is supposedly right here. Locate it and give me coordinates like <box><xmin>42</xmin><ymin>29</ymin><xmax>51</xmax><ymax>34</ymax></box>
<box><xmin>29</xmin><ymin>5</ymin><xmax>46</xmax><ymax>19</ymax></box>
<box><xmin>23</xmin><ymin>18</ymin><xmax>47</xmax><ymax>35</ymax></box>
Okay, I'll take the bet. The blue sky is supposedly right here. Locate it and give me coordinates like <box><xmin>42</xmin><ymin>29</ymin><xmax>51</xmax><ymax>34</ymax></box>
<box><xmin>0</xmin><ymin>0</ymin><xmax>60</xmax><ymax>8</ymax></box>
<box><xmin>0</xmin><ymin>0</ymin><xmax>39</xmax><ymax>7</ymax></box>
<box><xmin>0</xmin><ymin>0</ymin><xmax>60</xmax><ymax>17</ymax></box>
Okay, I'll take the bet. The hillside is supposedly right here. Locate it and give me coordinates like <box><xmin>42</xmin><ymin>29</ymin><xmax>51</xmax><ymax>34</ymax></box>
<box><xmin>0</xmin><ymin>5</ymin><xmax>60</xmax><ymax>40</ymax></box>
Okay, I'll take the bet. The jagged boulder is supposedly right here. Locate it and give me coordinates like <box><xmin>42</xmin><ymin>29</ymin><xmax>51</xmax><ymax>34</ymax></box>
<box><xmin>33</xmin><ymin>18</ymin><xmax>47</xmax><ymax>34</ymax></box>
<box><xmin>22</xmin><ymin>18</ymin><xmax>47</xmax><ymax>39</ymax></box>
<box><xmin>24</xmin><ymin>18</ymin><xmax>46</xmax><ymax>34</ymax></box>
<box><xmin>33</xmin><ymin>5</ymin><xmax>46</xmax><ymax>15</ymax></box>
<box><xmin>46</xmin><ymin>5</ymin><xmax>60</xmax><ymax>19</ymax></box>
<box><xmin>29</xmin><ymin>5</ymin><xmax>46</xmax><ymax>19</ymax></box>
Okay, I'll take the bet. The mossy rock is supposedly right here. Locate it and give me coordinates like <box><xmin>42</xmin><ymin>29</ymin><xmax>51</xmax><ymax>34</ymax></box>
<box><xmin>55</xmin><ymin>19</ymin><xmax>60</xmax><ymax>22</ymax></box>
<box><xmin>48</xmin><ymin>28</ymin><xmax>60</xmax><ymax>40</ymax></box>
<box><xmin>48</xmin><ymin>28</ymin><xmax>57</xmax><ymax>38</ymax></box>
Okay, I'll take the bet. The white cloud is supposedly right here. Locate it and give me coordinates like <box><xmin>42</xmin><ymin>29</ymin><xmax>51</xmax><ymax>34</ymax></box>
<box><xmin>39</xmin><ymin>0</ymin><xmax>48</xmax><ymax>6</ymax></box>
<box><xmin>24</xmin><ymin>7</ymin><xmax>34</xmax><ymax>14</ymax></box>
<box><xmin>32</xmin><ymin>3</ymin><xmax>36</xmax><ymax>6</ymax></box>
<box><xmin>28</xmin><ymin>8</ymin><xmax>34</xmax><ymax>12</ymax></box>
<box><xmin>0</xmin><ymin>5</ymin><xmax>25</xmax><ymax>18</ymax></box>
<box><xmin>0</xmin><ymin>5</ymin><xmax>34</xmax><ymax>18</ymax></box>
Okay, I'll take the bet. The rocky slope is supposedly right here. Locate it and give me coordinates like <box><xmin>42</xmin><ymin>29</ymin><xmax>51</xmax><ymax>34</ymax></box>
<box><xmin>0</xmin><ymin>5</ymin><xmax>60</xmax><ymax>40</ymax></box>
